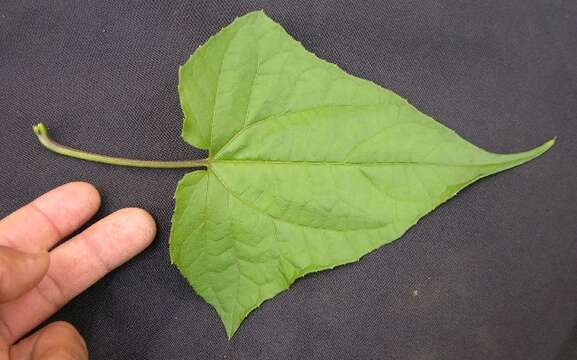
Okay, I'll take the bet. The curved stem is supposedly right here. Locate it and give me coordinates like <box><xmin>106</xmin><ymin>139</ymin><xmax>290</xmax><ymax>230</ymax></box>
<box><xmin>33</xmin><ymin>123</ymin><xmax>208</xmax><ymax>169</ymax></box>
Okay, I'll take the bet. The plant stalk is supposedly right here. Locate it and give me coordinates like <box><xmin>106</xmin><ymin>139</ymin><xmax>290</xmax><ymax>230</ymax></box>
<box><xmin>33</xmin><ymin>123</ymin><xmax>208</xmax><ymax>169</ymax></box>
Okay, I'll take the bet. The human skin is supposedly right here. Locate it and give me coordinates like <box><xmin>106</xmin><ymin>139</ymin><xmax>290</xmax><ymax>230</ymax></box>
<box><xmin>0</xmin><ymin>182</ymin><xmax>157</xmax><ymax>359</ymax></box>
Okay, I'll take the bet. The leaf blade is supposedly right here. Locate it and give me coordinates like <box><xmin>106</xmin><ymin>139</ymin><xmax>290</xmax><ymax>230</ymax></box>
<box><xmin>172</xmin><ymin>10</ymin><xmax>554</xmax><ymax>338</ymax></box>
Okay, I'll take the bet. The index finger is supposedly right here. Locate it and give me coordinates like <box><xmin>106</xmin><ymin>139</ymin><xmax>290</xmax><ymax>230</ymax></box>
<box><xmin>0</xmin><ymin>182</ymin><xmax>101</xmax><ymax>252</ymax></box>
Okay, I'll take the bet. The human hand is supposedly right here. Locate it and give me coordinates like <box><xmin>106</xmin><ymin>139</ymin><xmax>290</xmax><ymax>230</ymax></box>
<box><xmin>0</xmin><ymin>182</ymin><xmax>156</xmax><ymax>359</ymax></box>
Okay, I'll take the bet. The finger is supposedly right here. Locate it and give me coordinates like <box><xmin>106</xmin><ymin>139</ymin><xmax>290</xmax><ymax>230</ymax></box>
<box><xmin>0</xmin><ymin>208</ymin><xmax>156</xmax><ymax>344</ymax></box>
<box><xmin>0</xmin><ymin>182</ymin><xmax>101</xmax><ymax>252</ymax></box>
<box><xmin>0</xmin><ymin>246</ymin><xmax>49</xmax><ymax>302</ymax></box>
<box><xmin>10</xmin><ymin>321</ymin><xmax>87</xmax><ymax>360</ymax></box>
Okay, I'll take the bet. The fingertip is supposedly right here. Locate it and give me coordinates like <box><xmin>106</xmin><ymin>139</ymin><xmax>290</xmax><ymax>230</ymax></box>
<box><xmin>114</xmin><ymin>208</ymin><xmax>157</xmax><ymax>250</ymax></box>
<box><xmin>68</xmin><ymin>207</ymin><xmax>156</xmax><ymax>273</ymax></box>
<box><xmin>56</xmin><ymin>182</ymin><xmax>101</xmax><ymax>211</ymax></box>
<box><xmin>73</xmin><ymin>181</ymin><xmax>100</xmax><ymax>202</ymax></box>
<box><xmin>87</xmin><ymin>208</ymin><xmax>157</xmax><ymax>266</ymax></box>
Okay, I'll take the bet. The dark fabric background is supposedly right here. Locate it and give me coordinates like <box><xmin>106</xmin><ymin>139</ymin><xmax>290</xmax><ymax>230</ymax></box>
<box><xmin>1</xmin><ymin>1</ymin><xmax>576</xmax><ymax>359</ymax></box>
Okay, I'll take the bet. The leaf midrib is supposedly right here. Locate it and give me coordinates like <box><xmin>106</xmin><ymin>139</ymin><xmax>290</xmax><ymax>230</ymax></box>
<box><xmin>210</xmin><ymin>158</ymin><xmax>518</xmax><ymax>168</ymax></box>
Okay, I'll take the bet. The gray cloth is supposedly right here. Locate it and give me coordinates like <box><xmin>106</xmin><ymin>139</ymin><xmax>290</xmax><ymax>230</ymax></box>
<box><xmin>1</xmin><ymin>1</ymin><xmax>576</xmax><ymax>359</ymax></box>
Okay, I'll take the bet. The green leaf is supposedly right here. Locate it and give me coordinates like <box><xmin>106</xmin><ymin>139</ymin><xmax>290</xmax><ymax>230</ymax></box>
<box><xmin>170</xmin><ymin>10</ymin><xmax>554</xmax><ymax>338</ymax></box>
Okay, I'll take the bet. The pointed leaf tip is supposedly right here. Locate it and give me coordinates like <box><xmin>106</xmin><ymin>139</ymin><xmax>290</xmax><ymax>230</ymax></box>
<box><xmin>523</xmin><ymin>137</ymin><xmax>556</xmax><ymax>160</ymax></box>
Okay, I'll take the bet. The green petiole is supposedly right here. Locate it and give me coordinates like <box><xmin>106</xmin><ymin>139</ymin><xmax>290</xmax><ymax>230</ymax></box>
<box><xmin>32</xmin><ymin>123</ymin><xmax>207</xmax><ymax>169</ymax></box>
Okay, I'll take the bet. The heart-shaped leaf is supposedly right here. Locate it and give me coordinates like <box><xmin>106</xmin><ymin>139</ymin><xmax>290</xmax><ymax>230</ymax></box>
<box><xmin>170</xmin><ymin>10</ymin><xmax>554</xmax><ymax>338</ymax></box>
